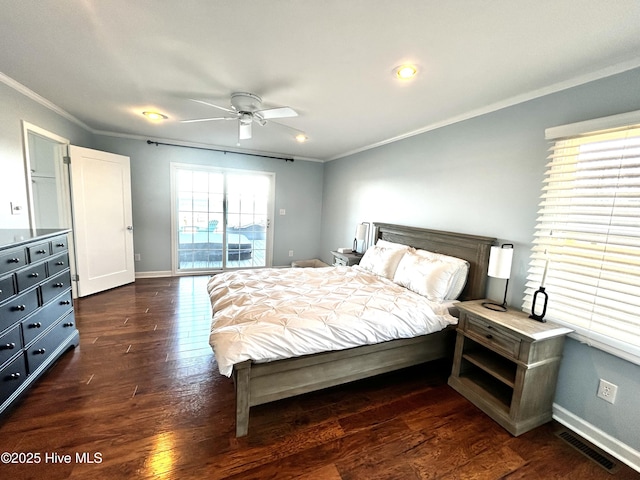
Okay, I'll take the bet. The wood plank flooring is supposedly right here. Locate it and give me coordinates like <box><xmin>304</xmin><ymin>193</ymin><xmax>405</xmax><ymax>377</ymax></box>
<box><xmin>1</xmin><ymin>276</ymin><xmax>638</xmax><ymax>479</ymax></box>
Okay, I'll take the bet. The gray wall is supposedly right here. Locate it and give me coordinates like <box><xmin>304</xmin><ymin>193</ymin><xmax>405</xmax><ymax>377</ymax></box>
<box><xmin>320</xmin><ymin>68</ymin><xmax>640</xmax><ymax>458</ymax></box>
<box><xmin>92</xmin><ymin>136</ymin><xmax>324</xmax><ymax>271</ymax></box>
<box><xmin>0</xmin><ymin>82</ymin><xmax>94</xmax><ymax>228</ymax></box>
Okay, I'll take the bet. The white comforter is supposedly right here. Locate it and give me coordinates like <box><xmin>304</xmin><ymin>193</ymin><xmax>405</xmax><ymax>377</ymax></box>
<box><xmin>207</xmin><ymin>266</ymin><xmax>457</xmax><ymax>376</ymax></box>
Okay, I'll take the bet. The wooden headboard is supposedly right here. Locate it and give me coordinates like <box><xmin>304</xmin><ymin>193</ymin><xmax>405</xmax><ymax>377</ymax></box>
<box><xmin>373</xmin><ymin>223</ymin><xmax>496</xmax><ymax>301</ymax></box>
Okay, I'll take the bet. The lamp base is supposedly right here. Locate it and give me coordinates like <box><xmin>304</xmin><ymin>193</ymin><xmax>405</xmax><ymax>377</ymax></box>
<box><xmin>482</xmin><ymin>301</ymin><xmax>507</xmax><ymax>312</ymax></box>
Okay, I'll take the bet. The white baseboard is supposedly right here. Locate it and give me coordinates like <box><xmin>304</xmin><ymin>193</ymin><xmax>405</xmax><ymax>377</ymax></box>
<box><xmin>135</xmin><ymin>270</ymin><xmax>172</xmax><ymax>279</ymax></box>
<box><xmin>553</xmin><ymin>403</ymin><xmax>640</xmax><ymax>473</ymax></box>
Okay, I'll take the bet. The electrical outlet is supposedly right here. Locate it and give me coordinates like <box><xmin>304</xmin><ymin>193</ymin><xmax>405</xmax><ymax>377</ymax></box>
<box><xmin>288</xmin><ymin>250</ymin><xmax>294</xmax><ymax>257</ymax></box>
<box><xmin>134</xmin><ymin>254</ymin><xmax>141</xmax><ymax>261</ymax></box>
<box><xmin>597</xmin><ymin>379</ymin><xmax>618</xmax><ymax>404</ymax></box>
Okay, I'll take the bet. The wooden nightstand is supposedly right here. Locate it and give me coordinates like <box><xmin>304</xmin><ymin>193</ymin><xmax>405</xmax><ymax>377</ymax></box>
<box><xmin>330</xmin><ymin>251</ymin><xmax>362</xmax><ymax>266</ymax></box>
<box><xmin>448</xmin><ymin>300</ymin><xmax>572</xmax><ymax>436</ymax></box>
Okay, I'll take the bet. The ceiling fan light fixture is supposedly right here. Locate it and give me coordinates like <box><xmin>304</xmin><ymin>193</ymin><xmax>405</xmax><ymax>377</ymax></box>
<box><xmin>142</xmin><ymin>111</ymin><xmax>168</xmax><ymax>121</ymax></box>
<box><xmin>394</xmin><ymin>64</ymin><xmax>418</xmax><ymax>80</ymax></box>
<box><xmin>184</xmin><ymin>93</ymin><xmax>299</xmax><ymax>143</ymax></box>
<box><xmin>239</xmin><ymin>112</ymin><xmax>253</xmax><ymax>125</ymax></box>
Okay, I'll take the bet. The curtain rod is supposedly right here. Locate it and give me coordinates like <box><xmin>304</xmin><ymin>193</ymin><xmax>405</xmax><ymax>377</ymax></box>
<box><xmin>146</xmin><ymin>140</ymin><xmax>294</xmax><ymax>162</ymax></box>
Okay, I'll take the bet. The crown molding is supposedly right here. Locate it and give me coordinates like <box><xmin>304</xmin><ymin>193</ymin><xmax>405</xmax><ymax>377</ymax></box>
<box><xmin>0</xmin><ymin>73</ymin><xmax>94</xmax><ymax>132</ymax></box>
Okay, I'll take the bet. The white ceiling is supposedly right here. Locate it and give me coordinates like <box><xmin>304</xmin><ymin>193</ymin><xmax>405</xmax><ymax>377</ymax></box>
<box><xmin>2</xmin><ymin>1</ymin><xmax>640</xmax><ymax>162</ymax></box>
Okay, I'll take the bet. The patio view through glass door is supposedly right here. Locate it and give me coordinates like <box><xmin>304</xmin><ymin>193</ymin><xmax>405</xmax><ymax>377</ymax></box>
<box><xmin>172</xmin><ymin>164</ymin><xmax>273</xmax><ymax>273</ymax></box>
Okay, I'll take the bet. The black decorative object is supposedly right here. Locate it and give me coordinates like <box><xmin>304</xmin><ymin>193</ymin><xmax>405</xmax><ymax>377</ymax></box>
<box><xmin>529</xmin><ymin>286</ymin><xmax>548</xmax><ymax>322</ymax></box>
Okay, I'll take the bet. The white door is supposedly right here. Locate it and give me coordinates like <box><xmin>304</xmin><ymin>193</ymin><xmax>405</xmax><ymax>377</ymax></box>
<box><xmin>69</xmin><ymin>146</ymin><xmax>135</xmax><ymax>297</ymax></box>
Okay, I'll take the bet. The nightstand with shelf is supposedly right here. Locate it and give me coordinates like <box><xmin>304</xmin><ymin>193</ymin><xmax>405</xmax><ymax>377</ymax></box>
<box><xmin>330</xmin><ymin>251</ymin><xmax>362</xmax><ymax>266</ymax></box>
<box><xmin>448</xmin><ymin>299</ymin><xmax>572</xmax><ymax>436</ymax></box>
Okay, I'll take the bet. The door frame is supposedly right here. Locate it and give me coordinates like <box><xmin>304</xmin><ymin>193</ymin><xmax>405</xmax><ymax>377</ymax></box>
<box><xmin>22</xmin><ymin>121</ymin><xmax>72</xmax><ymax>230</ymax></box>
<box><xmin>169</xmin><ymin>162</ymin><xmax>275</xmax><ymax>275</ymax></box>
<box><xmin>21</xmin><ymin>122</ymin><xmax>79</xmax><ymax>298</ymax></box>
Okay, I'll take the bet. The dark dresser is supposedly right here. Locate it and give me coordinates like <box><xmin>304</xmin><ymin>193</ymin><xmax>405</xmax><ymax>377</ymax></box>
<box><xmin>0</xmin><ymin>229</ymin><xmax>79</xmax><ymax>416</ymax></box>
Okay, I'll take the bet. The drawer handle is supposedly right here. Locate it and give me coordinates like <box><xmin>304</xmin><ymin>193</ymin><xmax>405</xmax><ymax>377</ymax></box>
<box><xmin>1</xmin><ymin>343</ymin><xmax>16</xmax><ymax>350</ymax></box>
<box><xmin>54</xmin><ymin>282</ymin><xmax>64</xmax><ymax>288</ymax></box>
<box><xmin>29</xmin><ymin>272</ymin><xmax>39</xmax><ymax>278</ymax></box>
<box><xmin>63</xmin><ymin>322</ymin><xmax>74</xmax><ymax>327</ymax></box>
<box><xmin>34</xmin><ymin>348</ymin><xmax>46</xmax><ymax>355</ymax></box>
<box><xmin>60</xmin><ymin>300</ymin><xmax>71</xmax><ymax>305</ymax></box>
<box><xmin>9</xmin><ymin>372</ymin><xmax>21</xmax><ymax>380</ymax></box>
<box><xmin>36</xmin><ymin>249</ymin><xmax>47</xmax><ymax>254</ymax></box>
<box><xmin>8</xmin><ymin>257</ymin><xmax>21</xmax><ymax>263</ymax></box>
<box><xmin>486</xmin><ymin>334</ymin><xmax>493</xmax><ymax>339</ymax></box>
<box><xmin>13</xmin><ymin>305</ymin><xmax>26</xmax><ymax>312</ymax></box>
<box><xmin>29</xmin><ymin>322</ymin><xmax>42</xmax><ymax>329</ymax></box>
<box><xmin>56</xmin><ymin>243</ymin><xmax>65</xmax><ymax>247</ymax></box>
<box><xmin>55</xmin><ymin>261</ymin><xmax>65</xmax><ymax>266</ymax></box>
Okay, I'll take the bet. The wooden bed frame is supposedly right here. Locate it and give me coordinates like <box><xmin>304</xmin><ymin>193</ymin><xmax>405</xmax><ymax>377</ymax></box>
<box><xmin>231</xmin><ymin>223</ymin><xmax>496</xmax><ymax>436</ymax></box>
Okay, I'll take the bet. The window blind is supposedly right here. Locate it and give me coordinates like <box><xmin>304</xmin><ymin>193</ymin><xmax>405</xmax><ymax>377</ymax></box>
<box><xmin>523</xmin><ymin>124</ymin><xmax>640</xmax><ymax>363</ymax></box>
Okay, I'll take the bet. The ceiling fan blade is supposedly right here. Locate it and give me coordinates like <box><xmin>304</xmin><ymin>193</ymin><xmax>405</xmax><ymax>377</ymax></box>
<box><xmin>257</xmin><ymin>106</ymin><xmax>298</xmax><ymax>119</ymax></box>
<box><xmin>180</xmin><ymin>117</ymin><xmax>236</xmax><ymax>124</ymax></box>
<box><xmin>189</xmin><ymin>98</ymin><xmax>236</xmax><ymax>114</ymax></box>
<box><xmin>239</xmin><ymin>121</ymin><xmax>252</xmax><ymax>140</ymax></box>
<box><xmin>267</xmin><ymin>119</ymin><xmax>303</xmax><ymax>133</ymax></box>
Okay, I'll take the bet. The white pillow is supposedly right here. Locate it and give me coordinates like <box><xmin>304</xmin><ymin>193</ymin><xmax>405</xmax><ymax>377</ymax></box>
<box><xmin>413</xmin><ymin>249</ymin><xmax>470</xmax><ymax>300</ymax></box>
<box><xmin>358</xmin><ymin>242</ymin><xmax>409</xmax><ymax>279</ymax></box>
<box><xmin>393</xmin><ymin>250</ymin><xmax>468</xmax><ymax>302</ymax></box>
<box><xmin>375</xmin><ymin>239</ymin><xmax>408</xmax><ymax>250</ymax></box>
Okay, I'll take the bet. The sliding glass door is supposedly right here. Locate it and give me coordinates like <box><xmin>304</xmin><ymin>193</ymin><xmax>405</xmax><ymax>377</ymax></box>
<box><xmin>171</xmin><ymin>163</ymin><xmax>274</xmax><ymax>273</ymax></box>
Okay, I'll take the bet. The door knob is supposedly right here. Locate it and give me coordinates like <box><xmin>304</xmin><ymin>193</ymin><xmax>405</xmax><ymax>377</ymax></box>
<box><xmin>127</xmin><ymin>226</ymin><xmax>134</xmax><ymax>231</ymax></box>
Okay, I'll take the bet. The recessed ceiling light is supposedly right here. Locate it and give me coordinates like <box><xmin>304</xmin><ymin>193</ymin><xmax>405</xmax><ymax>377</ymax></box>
<box><xmin>295</xmin><ymin>133</ymin><xmax>308</xmax><ymax>143</ymax></box>
<box><xmin>142</xmin><ymin>111</ymin><xmax>168</xmax><ymax>121</ymax></box>
<box><xmin>394</xmin><ymin>64</ymin><xmax>418</xmax><ymax>80</ymax></box>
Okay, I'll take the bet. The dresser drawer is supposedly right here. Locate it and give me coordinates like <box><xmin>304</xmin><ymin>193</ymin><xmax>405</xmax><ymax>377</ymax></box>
<box><xmin>16</xmin><ymin>262</ymin><xmax>47</xmax><ymax>292</ymax></box>
<box><xmin>22</xmin><ymin>290</ymin><xmax>73</xmax><ymax>346</ymax></box>
<box><xmin>47</xmin><ymin>253</ymin><xmax>70</xmax><ymax>276</ymax></box>
<box><xmin>465</xmin><ymin>314</ymin><xmax>521</xmax><ymax>359</ymax></box>
<box><xmin>0</xmin><ymin>325</ymin><xmax>23</xmax><ymax>368</ymax></box>
<box><xmin>0</xmin><ymin>289</ymin><xmax>40</xmax><ymax>332</ymax></box>
<box><xmin>0</xmin><ymin>247</ymin><xmax>27</xmax><ymax>276</ymax></box>
<box><xmin>50</xmin><ymin>234</ymin><xmax>69</xmax><ymax>254</ymax></box>
<box><xmin>333</xmin><ymin>256</ymin><xmax>348</xmax><ymax>266</ymax></box>
<box><xmin>0</xmin><ymin>273</ymin><xmax>16</xmax><ymax>304</ymax></box>
<box><xmin>26</xmin><ymin>313</ymin><xmax>76</xmax><ymax>373</ymax></box>
<box><xmin>0</xmin><ymin>353</ymin><xmax>27</xmax><ymax>406</ymax></box>
<box><xmin>41</xmin><ymin>271</ymin><xmax>71</xmax><ymax>305</ymax></box>
<box><xmin>27</xmin><ymin>242</ymin><xmax>51</xmax><ymax>263</ymax></box>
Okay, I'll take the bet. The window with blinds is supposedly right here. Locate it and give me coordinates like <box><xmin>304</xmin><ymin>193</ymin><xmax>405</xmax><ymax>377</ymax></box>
<box><xmin>523</xmin><ymin>121</ymin><xmax>640</xmax><ymax>363</ymax></box>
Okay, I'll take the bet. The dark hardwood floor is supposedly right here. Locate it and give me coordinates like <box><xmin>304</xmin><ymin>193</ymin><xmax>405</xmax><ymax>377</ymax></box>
<box><xmin>1</xmin><ymin>276</ymin><xmax>638</xmax><ymax>479</ymax></box>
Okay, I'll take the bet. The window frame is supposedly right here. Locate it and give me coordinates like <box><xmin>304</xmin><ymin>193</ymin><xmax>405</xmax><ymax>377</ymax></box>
<box><xmin>169</xmin><ymin>162</ymin><xmax>275</xmax><ymax>275</ymax></box>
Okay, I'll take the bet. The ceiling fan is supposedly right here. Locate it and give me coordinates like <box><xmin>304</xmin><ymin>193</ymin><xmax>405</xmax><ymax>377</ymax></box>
<box><xmin>181</xmin><ymin>92</ymin><xmax>298</xmax><ymax>141</ymax></box>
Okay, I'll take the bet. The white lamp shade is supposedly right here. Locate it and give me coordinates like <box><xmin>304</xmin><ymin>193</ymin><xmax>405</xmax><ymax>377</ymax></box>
<box><xmin>488</xmin><ymin>245</ymin><xmax>513</xmax><ymax>279</ymax></box>
<box><xmin>355</xmin><ymin>223</ymin><xmax>368</xmax><ymax>241</ymax></box>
